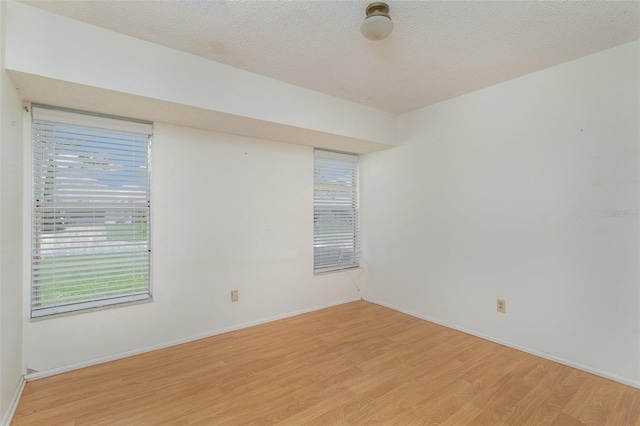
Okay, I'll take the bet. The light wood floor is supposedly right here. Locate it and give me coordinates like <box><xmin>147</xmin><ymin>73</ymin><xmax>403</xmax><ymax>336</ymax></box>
<box><xmin>13</xmin><ymin>301</ymin><xmax>640</xmax><ymax>425</ymax></box>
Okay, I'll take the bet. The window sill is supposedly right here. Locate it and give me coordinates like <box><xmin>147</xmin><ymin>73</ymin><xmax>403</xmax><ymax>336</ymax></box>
<box><xmin>314</xmin><ymin>265</ymin><xmax>361</xmax><ymax>276</ymax></box>
<box><xmin>29</xmin><ymin>297</ymin><xmax>153</xmax><ymax>322</ymax></box>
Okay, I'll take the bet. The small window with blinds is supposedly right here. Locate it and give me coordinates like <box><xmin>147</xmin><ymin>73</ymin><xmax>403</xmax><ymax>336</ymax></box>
<box><xmin>314</xmin><ymin>149</ymin><xmax>360</xmax><ymax>273</ymax></box>
<box><xmin>31</xmin><ymin>106</ymin><xmax>152</xmax><ymax>318</ymax></box>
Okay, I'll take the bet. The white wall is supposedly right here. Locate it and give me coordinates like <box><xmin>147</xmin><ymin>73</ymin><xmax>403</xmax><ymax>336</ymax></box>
<box><xmin>0</xmin><ymin>0</ymin><xmax>24</xmax><ymax>419</ymax></box>
<box><xmin>25</xmin><ymin>123</ymin><xmax>361</xmax><ymax>371</ymax></box>
<box><xmin>361</xmin><ymin>41</ymin><xmax>640</xmax><ymax>385</ymax></box>
<box><xmin>5</xmin><ymin>1</ymin><xmax>397</xmax><ymax>153</ymax></box>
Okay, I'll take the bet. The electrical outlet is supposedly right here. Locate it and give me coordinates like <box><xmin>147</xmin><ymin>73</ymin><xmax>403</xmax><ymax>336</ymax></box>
<box><xmin>231</xmin><ymin>290</ymin><xmax>238</xmax><ymax>302</ymax></box>
<box><xmin>497</xmin><ymin>299</ymin><xmax>506</xmax><ymax>313</ymax></box>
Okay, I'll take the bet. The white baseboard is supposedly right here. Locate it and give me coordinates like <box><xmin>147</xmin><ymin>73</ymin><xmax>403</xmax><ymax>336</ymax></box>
<box><xmin>26</xmin><ymin>296</ymin><xmax>362</xmax><ymax>382</ymax></box>
<box><xmin>363</xmin><ymin>297</ymin><xmax>640</xmax><ymax>389</ymax></box>
<box><xmin>1</xmin><ymin>375</ymin><xmax>26</xmax><ymax>426</ymax></box>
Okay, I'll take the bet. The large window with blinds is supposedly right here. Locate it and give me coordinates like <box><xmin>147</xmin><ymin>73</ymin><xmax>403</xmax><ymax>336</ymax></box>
<box><xmin>31</xmin><ymin>106</ymin><xmax>152</xmax><ymax>318</ymax></box>
<box><xmin>313</xmin><ymin>149</ymin><xmax>360</xmax><ymax>273</ymax></box>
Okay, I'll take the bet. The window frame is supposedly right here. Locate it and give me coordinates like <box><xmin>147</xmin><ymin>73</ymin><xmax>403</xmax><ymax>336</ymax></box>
<box><xmin>29</xmin><ymin>105</ymin><xmax>153</xmax><ymax>318</ymax></box>
<box><xmin>313</xmin><ymin>148</ymin><xmax>360</xmax><ymax>274</ymax></box>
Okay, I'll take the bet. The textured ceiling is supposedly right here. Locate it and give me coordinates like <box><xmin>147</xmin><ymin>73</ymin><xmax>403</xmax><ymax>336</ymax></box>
<box><xmin>19</xmin><ymin>0</ymin><xmax>640</xmax><ymax>114</ymax></box>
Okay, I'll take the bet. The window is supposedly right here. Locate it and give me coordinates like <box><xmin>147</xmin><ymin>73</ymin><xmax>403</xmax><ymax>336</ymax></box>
<box><xmin>313</xmin><ymin>149</ymin><xmax>360</xmax><ymax>273</ymax></box>
<box><xmin>31</xmin><ymin>106</ymin><xmax>152</xmax><ymax>317</ymax></box>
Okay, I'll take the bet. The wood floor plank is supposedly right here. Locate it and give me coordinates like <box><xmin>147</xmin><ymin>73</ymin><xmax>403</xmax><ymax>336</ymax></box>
<box><xmin>12</xmin><ymin>301</ymin><xmax>640</xmax><ymax>425</ymax></box>
<box><xmin>521</xmin><ymin>368</ymin><xmax>590</xmax><ymax>426</ymax></box>
<box><xmin>345</xmin><ymin>401</ymin><xmax>419</xmax><ymax>425</ymax></box>
<box><xmin>551</xmin><ymin>412</ymin><xmax>584</xmax><ymax>425</ymax></box>
<box><xmin>609</xmin><ymin>390</ymin><xmax>640</xmax><ymax>425</ymax></box>
<box><xmin>304</xmin><ymin>378</ymin><xmax>402</xmax><ymax>426</ymax></box>
<box><xmin>406</xmin><ymin>375</ymin><xmax>484</xmax><ymax>423</ymax></box>
<box><xmin>562</xmin><ymin>376</ymin><xmax>628</xmax><ymax>425</ymax></box>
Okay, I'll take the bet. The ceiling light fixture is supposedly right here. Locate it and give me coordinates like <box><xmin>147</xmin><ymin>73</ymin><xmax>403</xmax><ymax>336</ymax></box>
<box><xmin>360</xmin><ymin>2</ymin><xmax>393</xmax><ymax>41</ymax></box>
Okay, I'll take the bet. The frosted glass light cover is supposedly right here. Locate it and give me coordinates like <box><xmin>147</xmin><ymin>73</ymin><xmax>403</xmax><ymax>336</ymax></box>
<box><xmin>360</xmin><ymin>15</ymin><xmax>393</xmax><ymax>40</ymax></box>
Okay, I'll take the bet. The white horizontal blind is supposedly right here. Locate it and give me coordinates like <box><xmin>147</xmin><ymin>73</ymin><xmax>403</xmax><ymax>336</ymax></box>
<box><xmin>314</xmin><ymin>149</ymin><xmax>360</xmax><ymax>273</ymax></box>
<box><xmin>31</xmin><ymin>106</ymin><xmax>152</xmax><ymax>317</ymax></box>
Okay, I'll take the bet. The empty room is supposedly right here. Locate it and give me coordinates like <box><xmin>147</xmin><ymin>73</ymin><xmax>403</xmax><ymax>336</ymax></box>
<box><xmin>0</xmin><ymin>0</ymin><xmax>639</xmax><ymax>424</ymax></box>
